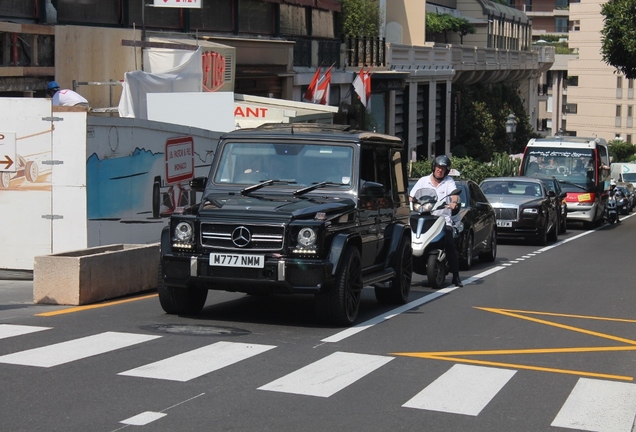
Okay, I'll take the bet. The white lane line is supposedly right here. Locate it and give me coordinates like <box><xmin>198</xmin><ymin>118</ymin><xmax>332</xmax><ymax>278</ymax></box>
<box><xmin>403</xmin><ymin>364</ymin><xmax>516</xmax><ymax>416</ymax></box>
<box><xmin>322</xmin><ymin>222</ymin><xmax>609</xmax><ymax>344</ymax></box>
<box><xmin>258</xmin><ymin>351</ymin><xmax>393</xmax><ymax>397</ymax></box>
<box><xmin>119</xmin><ymin>341</ymin><xmax>275</xmax><ymax>382</ymax></box>
<box><xmin>0</xmin><ymin>332</ymin><xmax>160</xmax><ymax>367</ymax></box>
<box><xmin>552</xmin><ymin>378</ymin><xmax>636</xmax><ymax>432</ymax></box>
<box><xmin>0</xmin><ymin>324</ymin><xmax>50</xmax><ymax>340</ymax></box>
<box><xmin>321</xmin><ymin>266</ymin><xmax>506</xmax><ymax>344</ymax></box>
<box><xmin>120</xmin><ymin>411</ymin><xmax>166</xmax><ymax>426</ymax></box>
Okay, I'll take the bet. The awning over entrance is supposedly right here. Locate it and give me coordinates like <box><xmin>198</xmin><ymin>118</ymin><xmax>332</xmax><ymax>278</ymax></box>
<box><xmin>234</xmin><ymin>94</ymin><xmax>339</xmax><ymax>129</ymax></box>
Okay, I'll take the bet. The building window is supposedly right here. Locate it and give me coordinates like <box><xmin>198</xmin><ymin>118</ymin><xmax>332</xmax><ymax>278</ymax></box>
<box><xmin>571</xmin><ymin>20</ymin><xmax>580</xmax><ymax>31</ymax></box>
<box><xmin>555</xmin><ymin>0</ymin><xmax>568</xmax><ymax>8</ymax></box>
<box><xmin>617</xmin><ymin>105</ymin><xmax>622</xmax><ymax>117</ymax></box>
<box><xmin>627</xmin><ymin>135</ymin><xmax>633</xmax><ymax>143</ymax></box>
<box><xmin>617</xmin><ymin>76</ymin><xmax>623</xmax><ymax>89</ymax></box>
<box><xmin>565</xmin><ymin>103</ymin><xmax>577</xmax><ymax>114</ymax></box>
<box><xmin>566</xmin><ymin>76</ymin><xmax>579</xmax><ymax>86</ymax></box>
<box><xmin>238</xmin><ymin>0</ymin><xmax>275</xmax><ymax>35</ymax></box>
<box><xmin>555</xmin><ymin>18</ymin><xmax>568</xmax><ymax>32</ymax></box>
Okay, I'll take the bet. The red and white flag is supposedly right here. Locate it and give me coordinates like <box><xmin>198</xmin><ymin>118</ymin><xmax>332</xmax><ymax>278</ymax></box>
<box><xmin>352</xmin><ymin>67</ymin><xmax>371</xmax><ymax>108</ymax></box>
<box><xmin>313</xmin><ymin>65</ymin><xmax>332</xmax><ymax>105</ymax></box>
<box><xmin>303</xmin><ymin>67</ymin><xmax>322</xmax><ymax>103</ymax></box>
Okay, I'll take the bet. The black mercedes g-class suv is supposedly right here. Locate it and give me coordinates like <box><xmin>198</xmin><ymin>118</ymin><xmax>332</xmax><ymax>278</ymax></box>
<box><xmin>159</xmin><ymin>124</ymin><xmax>412</xmax><ymax>326</ymax></box>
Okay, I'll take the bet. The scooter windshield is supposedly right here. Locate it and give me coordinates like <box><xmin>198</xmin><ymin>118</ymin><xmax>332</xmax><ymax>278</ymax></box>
<box><xmin>412</xmin><ymin>187</ymin><xmax>437</xmax><ymax>203</ymax></box>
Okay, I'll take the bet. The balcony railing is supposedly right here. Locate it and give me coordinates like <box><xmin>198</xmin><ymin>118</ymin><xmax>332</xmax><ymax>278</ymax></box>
<box><xmin>344</xmin><ymin>36</ymin><xmax>386</xmax><ymax>68</ymax></box>
<box><xmin>285</xmin><ymin>35</ymin><xmax>341</xmax><ymax>68</ymax></box>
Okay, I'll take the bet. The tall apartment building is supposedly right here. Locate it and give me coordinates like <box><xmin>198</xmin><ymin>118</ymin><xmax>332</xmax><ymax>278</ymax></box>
<box><xmin>567</xmin><ymin>0</ymin><xmax>634</xmax><ymax>143</ymax></box>
<box><xmin>512</xmin><ymin>0</ymin><xmax>632</xmax><ymax>143</ymax></box>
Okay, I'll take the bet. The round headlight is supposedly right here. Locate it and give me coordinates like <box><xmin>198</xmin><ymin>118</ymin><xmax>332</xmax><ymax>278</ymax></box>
<box><xmin>297</xmin><ymin>227</ymin><xmax>317</xmax><ymax>247</ymax></box>
<box><xmin>174</xmin><ymin>221</ymin><xmax>194</xmax><ymax>242</ymax></box>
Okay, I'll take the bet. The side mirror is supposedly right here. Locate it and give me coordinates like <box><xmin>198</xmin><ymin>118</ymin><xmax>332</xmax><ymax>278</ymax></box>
<box><xmin>360</xmin><ymin>181</ymin><xmax>385</xmax><ymax>198</ymax></box>
<box><xmin>189</xmin><ymin>176</ymin><xmax>207</xmax><ymax>192</ymax></box>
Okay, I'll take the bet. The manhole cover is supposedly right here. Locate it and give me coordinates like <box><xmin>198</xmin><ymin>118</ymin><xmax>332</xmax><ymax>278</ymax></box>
<box><xmin>142</xmin><ymin>324</ymin><xmax>250</xmax><ymax>336</ymax></box>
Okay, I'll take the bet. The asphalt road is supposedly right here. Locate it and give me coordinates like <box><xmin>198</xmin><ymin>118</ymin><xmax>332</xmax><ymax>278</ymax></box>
<box><xmin>1</xmin><ymin>215</ymin><xmax>636</xmax><ymax>432</ymax></box>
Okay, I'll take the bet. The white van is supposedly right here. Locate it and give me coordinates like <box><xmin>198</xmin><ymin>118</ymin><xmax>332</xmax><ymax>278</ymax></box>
<box><xmin>610</xmin><ymin>163</ymin><xmax>636</xmax><ymax>188</ymax></box>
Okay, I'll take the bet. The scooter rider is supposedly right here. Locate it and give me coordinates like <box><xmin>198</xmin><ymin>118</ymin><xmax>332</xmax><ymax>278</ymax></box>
<box><xmin>410</xmin><ymin>155</ymin><xmax>463</xmax><ymax>287</ymax></box>
<box><xmin>609</xmin><ymin>179</ymin><xmax>622</xmax><ymax>223</ymax></box>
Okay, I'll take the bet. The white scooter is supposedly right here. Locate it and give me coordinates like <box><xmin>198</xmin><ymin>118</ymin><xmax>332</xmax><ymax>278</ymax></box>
<box><xmin>410</xmin><ymin>188</ymin><xmax>461</xmax><ymax>289</ymax></box>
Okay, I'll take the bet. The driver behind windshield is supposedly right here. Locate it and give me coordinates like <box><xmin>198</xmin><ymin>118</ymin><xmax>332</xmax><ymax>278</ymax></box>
<box><xmin>409</xmin><ymin>155</ymin><xmax>463</xmax><ymax>287</ymax></box>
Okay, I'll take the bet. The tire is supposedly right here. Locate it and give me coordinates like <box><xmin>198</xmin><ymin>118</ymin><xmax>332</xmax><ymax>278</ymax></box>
<box><xmin>375</xmin><ymin>238</ymin><xmax>412</xmax><ymax>304</ymax></box>
<box><xmin>157</xmin><ymin>261</ymin><xmax>207</xmax><ymax>315</ymax></box>
<box><xmin>560</xmin><ymin>212</ymin><xmax>567</xmax><ymax>234</ymax></box>
<box><xmin>478</xmin><ymin>229</ymin><xmax>497</xmax><ymax>263</ymax></box>
<box><xmin>315</xmin><ymin>246</ymin><xmax>362</xmax><ymax>326</ymax></box>
<box><xmin>533</xmin><ymin>223</ymin><xmax>548</xmax><ymax>246</ymax></box>
<box><xmin>459</xmin><ymin>233</ymin><xmax>473</xmax><ymax>271</ymax></box>
<box><xmin>25</xmin><ymin>161</ymin><xmax>38</xmax><ymax>182</ymax></box>
<box><xmin>426</xmin><ymin>253</ymin><xmax>446</xmax><ymax>289</ymax></box>
<box><xmin>1</xmin><ymin>171</ymin><xmax>10</xmax><ymax>188</ymax></box>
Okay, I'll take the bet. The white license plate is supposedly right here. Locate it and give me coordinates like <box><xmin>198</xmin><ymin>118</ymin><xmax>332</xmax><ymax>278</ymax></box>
<box><xmin>209</xmin><ymin>253</ymin><xmax>264</xmax><ymax>268</ymax></box>
<box><xmin>497</xmin><ymin>220</ymin><xmax>512</xmax><ymax>228</ymax></box>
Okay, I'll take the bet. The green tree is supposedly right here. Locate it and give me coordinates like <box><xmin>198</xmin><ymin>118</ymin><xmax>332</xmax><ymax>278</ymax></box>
<box><xmin>426</xmin><ymin>13</ymin><xmax>475</xmax><ymax>44</ymax></box>
<box><xmin>452</xmin><ymin>83</ymin><xmax>536</xmax><ymax>162</ymax></box>
<box><xmin>342</xmin><ymin>0</ymin><xmax>380</xmax><ymax>37</ymax></box>
<box><xmin>601</xmin><ymin>0</ymin><xmax>636</xmax><ymax>79</ymax></box>
<box><xmin>609</xmin><ymin>139</ymin><xmax>636</xmax><ymax>162</ymax></box>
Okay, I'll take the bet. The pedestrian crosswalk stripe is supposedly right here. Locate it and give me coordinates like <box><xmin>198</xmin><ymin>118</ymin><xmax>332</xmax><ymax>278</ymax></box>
<box><xmin>0</xmin><ymin>331</ymin><xmax>161</xmax><ymax>367</ymax></box>
<box><xmin>258</xmin><ymin>351</ymin><xmax>393</xmax><ymax>398</ymax></box>
<box><xmin>119</xmin><ymin>341</ymin><xmax>276</xmax><ymax>382</ymax></box>
<box><xmin>0</xmin><ymin>324</ymin><xmax>50</xmax><ymax>340</ymax></box>
<box><xmin>552</xmin><ymin>378</ymin><xmax>636</xmax><ymax>432</ymax></box>
<box><xmin>402</xmin><ymin>364</ymin><xmax>516</xmax><ymax>416</ymax></box>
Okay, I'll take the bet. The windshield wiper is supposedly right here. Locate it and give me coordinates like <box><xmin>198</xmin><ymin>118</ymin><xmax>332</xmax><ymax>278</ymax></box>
<box><xmin>293</xmin><ymin>181</ymin><xmax>346</xmax><ymax>196</ymax></box>
<box><xmin>240</xmin><ymin>179</ymin><xmax>296</xmax><ymax>195</ymax></box>
<box><xmin>558</xmin><ymin>180</ymin><xmax>587</xmax><ymax>190</ymax></box>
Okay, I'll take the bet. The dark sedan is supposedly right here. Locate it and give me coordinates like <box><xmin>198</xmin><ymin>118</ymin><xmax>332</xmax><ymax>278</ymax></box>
<box><xmin>454</xmin><ymin>180</ymin><xmax>498</xmax><ymax>270</ymax></box>
<box><xmin>531</xmin><ymin>175</ymin><xmax>568</xmax><ymax>234</ymax></box>
<box><xmin>480</xmin><ymin>177</ymin><xmax>559</xmax><ymax>246</ymax></box>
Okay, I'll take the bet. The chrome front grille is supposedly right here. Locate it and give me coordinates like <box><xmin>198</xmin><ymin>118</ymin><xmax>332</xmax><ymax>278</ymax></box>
<box><xmin>200</xmin><ymin>222</ymin><xmax>285</xmax><ymax>251</ymax></box>
<box><xmin>494</xmin><ymin>207</ymin><xmax>518</xmax><ymax>221</ymax></box>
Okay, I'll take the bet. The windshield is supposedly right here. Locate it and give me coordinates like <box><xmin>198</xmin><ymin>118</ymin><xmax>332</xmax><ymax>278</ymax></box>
<box><xmin>623</xmin><ymin>173</ymin><xmax>636</xmax><ymax>182</ymax></box>
<box><xmin>521</xmin><ymin>147</ymin><xmax>596</xmax><ymax>189</ymax></box>
<box><xmin>412</xmin><ymin>187</ymin><xmax>437</xmax><ymax>202</ymax></box>
<box><xmin>213</xmin><ymin>142</ymin><xmax>354</xmax><ymax>189</ymax></box>
<box><xmin>481</xmin><ymin>180</ymin><xmax>543</xmax><ymax>197</ymax></box>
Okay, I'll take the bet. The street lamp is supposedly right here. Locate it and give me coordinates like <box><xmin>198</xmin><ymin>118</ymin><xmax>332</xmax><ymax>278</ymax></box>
<box><xmin>505</xmin><ymin>111</ymin><xmax>517</xmax><ymax>154</ymax></box>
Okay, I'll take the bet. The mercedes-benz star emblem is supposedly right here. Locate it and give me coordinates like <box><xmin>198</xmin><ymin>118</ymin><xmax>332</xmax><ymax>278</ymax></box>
<box><xmin>231</xmin><ymin>226</ymin><xmax>251</xmax><ymax>247</ymax></box>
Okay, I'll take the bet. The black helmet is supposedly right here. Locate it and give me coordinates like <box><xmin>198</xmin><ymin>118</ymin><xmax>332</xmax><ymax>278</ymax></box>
<box><xmin>432</xmin><ymin>155</ymin><xmax>452</xmax><ymax>177</ymax></box>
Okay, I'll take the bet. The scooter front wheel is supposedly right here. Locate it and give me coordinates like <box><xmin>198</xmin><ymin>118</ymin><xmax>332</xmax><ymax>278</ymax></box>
<box><xmin>427</xmin><ymin>254</ymin><xmax>446</xmax><ymax>289</ymax></box>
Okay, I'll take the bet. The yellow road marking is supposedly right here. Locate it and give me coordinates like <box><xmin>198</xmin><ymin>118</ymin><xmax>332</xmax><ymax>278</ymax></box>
<box><xmin>393</xmin><ymin>354</ymin><xmax>634</xmax><ymax>381</ymax></box>
<box><xmin>392</xmin><ymin>345</ymin><xmax>636</xmax><ymax>357</ymax></box>
<box><xmin>476</xmin><ymin>307</ymin><xmax>636</xmax><ymax>346</ymax></box>
<box><xmin>35</xmin><ymin>293</ymin><xmax>158</xmax><ymax>316</ymax></box>
<box><xmin>393</xmin><ymin>307</ymin><xmax>636</xmax><ymax>380</ymax></box>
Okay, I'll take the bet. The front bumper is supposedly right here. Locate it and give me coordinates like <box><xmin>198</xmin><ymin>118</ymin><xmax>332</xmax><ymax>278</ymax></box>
<box><xmin>496</xmin><ymin>218</ymin><xmax>544</xmax><ymax>238</ymax></box>
<box><xmin>162</xmin><ymin>253</ymin><xmax>334</xmax><ymax>294</ymax></box>
<box><xmin>565</xmin><ymin>202</ymin><xmax>598</xmax><ymax>223</ymax></box>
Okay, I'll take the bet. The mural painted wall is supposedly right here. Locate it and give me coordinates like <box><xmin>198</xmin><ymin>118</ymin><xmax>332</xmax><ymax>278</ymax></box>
<box><xmin>0</xmin><ymin>98</ymin><xmax>221</xmax><ymax>270</ymax></box>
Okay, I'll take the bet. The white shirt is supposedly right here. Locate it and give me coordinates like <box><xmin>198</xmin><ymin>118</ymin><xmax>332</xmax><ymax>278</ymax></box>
<box><xmin>52</xmin><ymin>89</ymin><xmax>88</xmax><ymax>107</ymax></box>
<box><xmin>410</xmin><ymin>174</ymin><xmax>457</xmax><ymax>226</ymax></box>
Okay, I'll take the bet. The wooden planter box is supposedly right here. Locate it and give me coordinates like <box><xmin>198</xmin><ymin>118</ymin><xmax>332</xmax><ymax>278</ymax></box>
<box><xmin>33</xmin><ymin>243</ymin><xmax>159</xmax><ymax>305</ymax></box>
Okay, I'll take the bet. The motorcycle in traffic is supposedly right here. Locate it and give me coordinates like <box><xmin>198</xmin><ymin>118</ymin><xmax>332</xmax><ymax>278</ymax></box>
<box><xmin>605</xmin><ymin>192</ymin><xmax>618</xmax><ymax>224</ymax></box>
<box><xmin>410</xmin><ymin>188</ymin><xmax>462</xmax><ymax>289</ymax></box>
